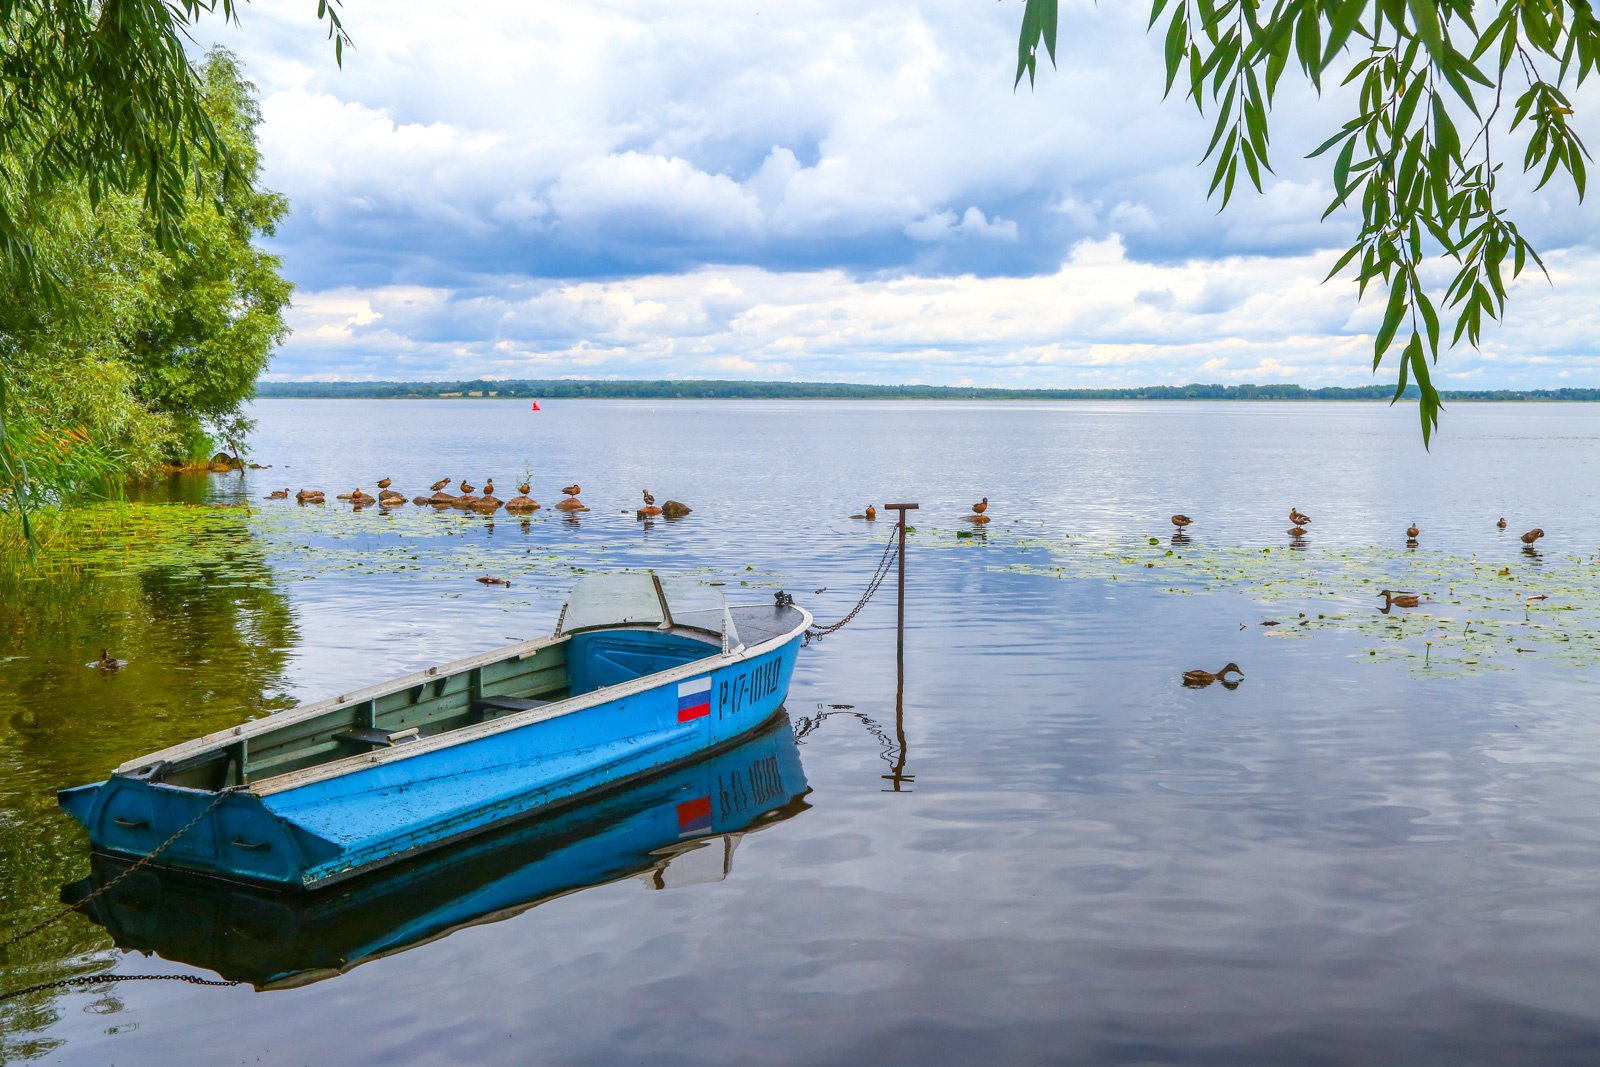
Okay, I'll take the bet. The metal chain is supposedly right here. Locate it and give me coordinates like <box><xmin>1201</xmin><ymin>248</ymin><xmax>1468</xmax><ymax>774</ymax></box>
<box><xmin>0</xmin><ymin>786</ymin><xmax>242</xmax><ymax>952</ymax></box>
<box><xmin>0</xmin><ymin>972</ymin><xmax>240</xmax><ymax>1003</ymax></box>
<box><xmin>805</xmin><ymin>529</ymin><xmax>900</xmax><ymax>641</ymax></box>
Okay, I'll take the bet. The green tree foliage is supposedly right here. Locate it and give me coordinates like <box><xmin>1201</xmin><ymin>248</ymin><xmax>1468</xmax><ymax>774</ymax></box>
<box><xmin>0</xmin><ymin>48</ymin><xmax>290</xmax><ymax>541</ymax></box>
<box><xmin>1015</xmin><ymin>0</ymin><xmax>1596</xmax><ymax>444</ymax></box>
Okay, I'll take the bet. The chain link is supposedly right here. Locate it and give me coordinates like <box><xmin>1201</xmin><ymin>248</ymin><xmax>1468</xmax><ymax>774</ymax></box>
<box><xmin>0</xmin><ymin>971</ymin><xmax>240</xmax><ymax>1003</ymax></box>
<box><xmin>805</xmin><ymin>528</ymin><xmax>900</xmax><ymax>641</ymax></box>
<box><xmin>0</xmin><ymin>785</ymin><xmax>242</xmax><ymax>952</ymax></box>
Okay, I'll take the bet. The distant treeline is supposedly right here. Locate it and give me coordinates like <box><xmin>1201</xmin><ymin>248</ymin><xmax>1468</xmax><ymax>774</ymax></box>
<box><xmin>253</xmin><ymin>379</ymin><xmax>1600</xmax><ymax>402</ymax></box>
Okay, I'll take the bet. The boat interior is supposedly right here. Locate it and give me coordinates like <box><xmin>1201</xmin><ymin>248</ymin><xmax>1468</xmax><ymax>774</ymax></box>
<box><xmin>142</xmin><ymin>626</ymin><xmax>722</xmax><ymax>791</ymax></box>
<box><xmin>123</xmin><ymin>576</ymin><xmax>805</xmax><ymax>794</ymax></box>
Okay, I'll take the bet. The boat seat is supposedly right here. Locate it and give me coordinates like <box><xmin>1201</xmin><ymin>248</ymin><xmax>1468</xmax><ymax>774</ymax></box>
<box><xmin>472</xmin><ymin>695</ymin><xmax>554</xmax><ymax>717</ymax></box>
<box><xmin>335</xmin><ymin>726</ymin><xmax>421</xmax><ymax>749</ymax></box>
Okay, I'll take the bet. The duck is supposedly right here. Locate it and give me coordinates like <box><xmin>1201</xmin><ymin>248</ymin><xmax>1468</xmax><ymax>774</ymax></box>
<box><xmin>266</xmin><ymin>488</ymin><xmax>289</xmax><ymax>499</ymax></box>
<box><xmin>1290</xmin><ymin>508</ymin><xmax>1311</xmax><ymax>526</ymax></box>
<box><xmin>1171</xmin><ymin>514</ymin><xmax>1193</xmax><ymax>531</ymax></box>
<box><xmin>1521</xmin><ymin>528</ymin><xmax>1545</xmax><ymax>545</ymax></box>
<box><xmin>483</xmin><ymin>478</ymin><xmax>494</xmax><ymax>497</ymax></box>
<box><xmin>1407</xmin><ymin>522</ymin><xmax>1420</xmax><ymax>538</ymax></box>
<box><xmin>1378</xmin><ymin>589</ymin><xmax>1422</xmax><ymax>609</ymax></box>
<box><xmin>350</xmin><ymin>488</ymin><xmax>377</xmax><ymax>505</ymax></box>
<box><xmin>458</xmin><ymin>480</ymin><xmax>476</xmax><ymax>495</ymax></box>
<box><xmin>89</xmin><ymin>648</ymin><xmax>126</xmax><ymax>673</ymax></box>
<box><xmin>520</xmin><ymin>482</ymin><xmax>532</xmax><ymax>496</ymax></box>
<box><xmin>1182</xmin><ymin>662</ymin><xmax>1242</xmax><ymax>686</ymax></box>
<box><xmin>562</xmin><ymin>484</ymin><xmax>581</xmax><ymax>497</ymax></box>
<box><xmin>642</xmin><ymin>489</ymin><xmax>656</xmax><ymax>506</ymax></box>
<box><xmin>431</xmin><ymin>477</ymin><xmax>451</xmax><ymax>492</ymax></box>
<box><xmin>971</xmin><ymin>497</ymin><xmax>988</xmax><ymax>515</ymax></box>
<box><xmin>295</xmin><ymin>488</ymin><xmax>325</xmax><ymax>503</ymax></box>
<box><xmin>1497</xmin><ymin>517</ymin><xmax>1508</xmax><ymax>529</ymax></box>
<box><xmin>377</xmin><ymin>477</ymin><xmax>392</xmax><ymax>490</ymax></box>
<box><xmin>865</xmin><ymin>504</ymin><xmax>877</xmax><ymax>521</ymax></box>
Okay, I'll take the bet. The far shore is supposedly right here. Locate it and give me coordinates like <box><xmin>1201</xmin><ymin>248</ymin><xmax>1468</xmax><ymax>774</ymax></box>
<box><xmin>254</xmin><ymin>379</ymin><xmax>1600</xmax><ymax>403</ymax></box>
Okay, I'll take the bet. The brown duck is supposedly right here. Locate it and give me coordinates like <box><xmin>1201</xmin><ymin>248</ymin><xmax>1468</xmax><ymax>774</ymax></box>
<box><xmin>431</xmin><ymin>477</ymin><xmax>451</xmax><ymax>492</ymax></box>
<box><xmin>483</xmin><ymin>478</ymin><xmax>494</xmax><ymax>497</ymax></box>
<box><xmin>1378</xmin><ymin>589</ymin><xmax>1421</xmax><ymax>609</ymax></box>
<box><xmin>377</xmin><ymin>477</ymin><xmax>392</xmax><ymax>490</ymax></box>
<box><xmin>1290</xmin><ymin>508</ymin><xmax>1311</xmax><ymax>526</ymax></box>
<box><xmin>1171</xmin><ymin>514</ymin><xmax>1193</xmax><ymax>531</ymax></box>
<box><xmin>1497</xmin><ymin>517</ymin><xmax>1508</xmax><ymax>529</ymax></box>
<box><xmin>642</xmin><ymin>489</ymin><xmax>656</xmax><ymax>506</ymax></box>
<box><xmin>1521</xmin><ymin>528</ymin><xmax>1545</xmax><ymax>545</ymax></box>
<box><xmin>1182</xmin><ymin>662</ymin><xmax>1242</xmax><ymax>686</ymax></box>
<box><xmin>1407</xmin><ymin>522</ymin><xmax>1420</xmax><ymax>538</ymax></box>
<box><xmin>266</xmin><ymin>488</ymin><xmax>289</xmax><ymax>499</ymax></box>
<box><xmin>971</xmin><ymin>497</ymin><xmax>988</xmax><ymax>515</ymax></box>
<box><xmin>458</xmin><ymin>480</ymin><xmax>476</xmax><ymax>494</ymax></box>
<box><xmin>562</xmin><ymin>484</ymin><xmax>581</xmax><ymax>497</ymax></box>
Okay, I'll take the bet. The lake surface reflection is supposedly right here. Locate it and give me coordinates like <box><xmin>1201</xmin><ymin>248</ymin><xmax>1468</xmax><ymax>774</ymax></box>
<box><xmin>4</xmin><ymin>400</ymin><xmax>1600</xmax><ymax>1065</ymax></box>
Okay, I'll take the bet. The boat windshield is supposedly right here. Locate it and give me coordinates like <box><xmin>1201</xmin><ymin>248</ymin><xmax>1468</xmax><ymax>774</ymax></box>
<box><xmin>557</xmin><ymin>574</ymin><xmax>741</xmax><ymax>651</ymax></box>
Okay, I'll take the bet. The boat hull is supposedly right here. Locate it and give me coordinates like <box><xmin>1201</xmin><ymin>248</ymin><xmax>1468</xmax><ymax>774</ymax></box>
<box><xmin>60</xmin><ymin>631</ymin><xmax>804</xmax><ymax>890</ymax></box>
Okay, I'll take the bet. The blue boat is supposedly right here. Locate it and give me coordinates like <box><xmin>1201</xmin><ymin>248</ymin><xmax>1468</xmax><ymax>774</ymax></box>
<box><xmin>62</xmin><ymin>716</ymin><xmax>810</xmax><ymax>989</ymax></box>
<box><xmin>59</xmin><ymin>576</ymin><xmax>810</xmax><ymax>890</ymax></box>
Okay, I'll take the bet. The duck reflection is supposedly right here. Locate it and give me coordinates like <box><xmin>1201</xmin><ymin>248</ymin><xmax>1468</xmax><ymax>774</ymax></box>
<box><xmin>61</xmin><ymin>716</ymin><xmax>810</xmax><ymax>990</ymax></box>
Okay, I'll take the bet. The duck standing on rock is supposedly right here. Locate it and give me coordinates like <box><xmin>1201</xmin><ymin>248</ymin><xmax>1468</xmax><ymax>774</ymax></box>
<box><xmin>562</xmin><ymin>484</ymin><xmax>581</xmax><ymax>497</ymax></box>
<box><xmin>556</xmin><ymin>482</ymin><xmax>587</xmax><ymax>512</ymax></box>
<box><xmin>431</xmin><ymin>477</ymin><xmax>451</xmax><ymax>492</ymax></box>
<box><xmin>377</xmin><ymin>477</ymin><xmax>392</xmax><ymax>490</ymax></box>
<box><xmin>295</xmin><ymin>489</ymin><xmax>325</xmax><ymax>504</ymax></box>
<box><xmin>506</xmin><ymin>483</ymin><xmax>541</xmax><ymax>513</ymax></box>
<box><xmin>483</xmin><ymin>478</ymin><xmax>494</xmax><ymax>497</ymax></box>
<box><xmin>637</xmin><ymin>489</ymin><xmax>662</xmax><ymax>518</ymax></box>
<box><xmin>350</xmin><ymin>488</ymin><xmax>376</xmax><ymax>506</ymax></box>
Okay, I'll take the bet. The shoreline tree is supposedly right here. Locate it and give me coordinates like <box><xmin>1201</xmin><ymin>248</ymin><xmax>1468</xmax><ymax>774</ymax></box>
<box><xmin>1016</xmin><ymin>0</ymin><xmax>1596</xmax><ymax>444</ymax></box>
<box><xmin>1</xmin><ymin>46</ymin><xmax>293</xmax><ymax>543</ymax></box>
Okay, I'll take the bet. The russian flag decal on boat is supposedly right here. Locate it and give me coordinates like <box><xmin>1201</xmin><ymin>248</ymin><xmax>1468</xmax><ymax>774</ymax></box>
<box><xmin>677</xmin><ymin>677</ymin><xmax>712</xmax><ymax>722</ymax></box>
<box><xmin>677</xmin><ymin>795</ymin><xmax>712</xmax><ymax>837</ymax></box>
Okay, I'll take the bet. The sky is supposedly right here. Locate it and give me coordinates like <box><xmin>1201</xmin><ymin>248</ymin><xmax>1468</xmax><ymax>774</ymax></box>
<box><xmin>199</xmin><ymin>0</ymin><xmax>1600</xmax><ymax>389</ymax></box>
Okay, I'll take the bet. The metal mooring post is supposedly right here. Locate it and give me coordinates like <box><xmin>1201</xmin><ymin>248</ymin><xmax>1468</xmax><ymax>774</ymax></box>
<box><xmin>884</xmin><ymin>503</ymin><xmax>918</xmax><ymax>656</ymax></box>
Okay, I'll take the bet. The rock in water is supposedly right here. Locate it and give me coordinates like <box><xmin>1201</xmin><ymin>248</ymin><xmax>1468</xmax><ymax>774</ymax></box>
<box><xmin>661</xmin><ymin>500</ymin><xmax>692</xmax><ymax>519</ymax></box>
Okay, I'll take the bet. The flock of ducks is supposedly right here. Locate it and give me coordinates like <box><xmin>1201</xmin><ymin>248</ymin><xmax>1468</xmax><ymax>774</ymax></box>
<box><xmin>267</xmin><ymin>479</ymin><xmax>691</xmax><ymax>520</ymax></box>
<box><xmin>1174</xmin><ymin>508</ymin><xmax>1552</xmax><ymax>687</ymax></box>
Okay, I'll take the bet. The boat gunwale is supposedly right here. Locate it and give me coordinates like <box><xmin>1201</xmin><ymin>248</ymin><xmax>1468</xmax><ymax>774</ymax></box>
<box><xmin>112</xmin><ymin>602</ymin><xmax>810</xmax><ymax>795</ymax></box>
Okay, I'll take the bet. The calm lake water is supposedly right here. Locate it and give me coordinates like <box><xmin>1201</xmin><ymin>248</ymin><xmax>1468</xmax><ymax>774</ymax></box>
<box><xmin>4</xmin><ymin>399</ymin><xmax>1600</xmax><ymax>1065</ymax></box>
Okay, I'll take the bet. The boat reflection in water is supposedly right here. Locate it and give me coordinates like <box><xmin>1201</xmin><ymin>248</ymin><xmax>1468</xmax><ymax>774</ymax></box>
<box><xmin>62</xmin><ymin>714</ymin><xmax>809</xmax><ymax>990</ymax></box>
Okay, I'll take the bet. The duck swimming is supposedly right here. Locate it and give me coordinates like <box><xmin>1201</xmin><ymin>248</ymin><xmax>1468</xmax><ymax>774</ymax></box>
<box><xmin>88</xmin><ymin>648</ymin><xmax>126</xmax><ymax>672</ymax></box>
<box><xmin>1182</xmin><ymin>662</ymin><xmax>1242</xmax><ymax>687</ymax></box>
<box><xmin>1378</xmin><ymin>589</ymin><xmax>1421</xmax><ymax>609</ymax></box>
<box><xmin>266</xmin><ymin>488</ymin><xmax>289</xmax><ymax>499</ymax></box>
<box><xmin>1497</xmin><ymin>517</ymin><xmax>1508</xmax><ymax>529</ymax></box>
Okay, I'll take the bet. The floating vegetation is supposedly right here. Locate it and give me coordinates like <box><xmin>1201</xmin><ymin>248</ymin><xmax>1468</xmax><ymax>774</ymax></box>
<box><xmin>995</xmin><ymin>534</ymin><xmax>1600</xmax><ymax>676</ymax></box>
